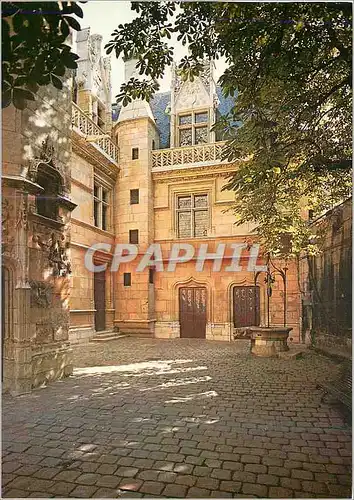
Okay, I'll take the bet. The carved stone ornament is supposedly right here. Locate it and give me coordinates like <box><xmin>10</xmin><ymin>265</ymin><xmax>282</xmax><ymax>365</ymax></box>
<box><xmin>174</xmin><ymin>73</ymin><xmax>183</xmax><ymax>96</ymax></box>
<box><xmin>2</xmin><ymin>198</ymin><xmax>15</xmax><ymax>256</ymax></box>
<box><xmin>32</xmin><ymin>227</ymin><xmax>72</xmax><ymax>277</ymax></box>
<box><xmin>213</xmin><ymin>92</ymin><xmax>220</xmax><ymax>109</ymax></box>
<box><xmin>39</xmin><ymin>136</ymin><xmax>56</xmax><ymax>166</ymax></box>
<box><xmin>16</xmin><ymin>197</ymin><xmax>28</xmax><ymax>230</ymax></box>
<box><xmin>29</xmin><ymin>280</ymin><xmax>53</xmax><ymax>308</ymax></box>
<box><xmin>200</xmin><ymin>62</ymin><xmax>211</xmax><ymax>91</ymax></box>
<box><xmin>89</xmin><ymin>34</ymin><xmax>102</xmax><ymax>65</ymax></box>
<box><xmin>48</xmin><ymin>232</ymin><xmax>72</xmax><ymax>277</ymax></box>
<box><xmin>27</xmin><ymin>136</ymin><xmax>58</xmax><ymax>182</ymax></box>
<box><xmin>77</xmin><ymin>70</ymin><xmax>88</xmax><ymax>88</ymax></box>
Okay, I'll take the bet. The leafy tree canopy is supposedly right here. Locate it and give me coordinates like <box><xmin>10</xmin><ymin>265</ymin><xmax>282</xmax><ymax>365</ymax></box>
<box><xmin>2</xmin><ymin>1</ymin><xmax>83</xmax><ymax>109</ymax></box>
<box><xmin>107</xmin><ymin>2</ymin><xmax>352</xmax><ymax>256</ymax></box>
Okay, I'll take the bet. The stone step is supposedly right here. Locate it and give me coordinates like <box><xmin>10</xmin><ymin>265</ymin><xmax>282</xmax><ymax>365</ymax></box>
<box><xmin>90</xmin><ymin>330</ymin><xmax>126</xmax><ymax>342</ymax></box>
<box><xmin>278</xmin><ymin>348</ymin><xmax>307</xmax><ymax>360</ymax></box>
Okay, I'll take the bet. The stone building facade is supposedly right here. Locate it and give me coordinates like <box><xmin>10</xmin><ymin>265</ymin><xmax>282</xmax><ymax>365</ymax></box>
<box><xmin>2</xmin><ymin>72</ymin><xmax>75</xmax><ymax>394</ymax></box>
<box><xmin>69</xmin><ymin>28</ymin><xmax>119</xmax><ymax>344</ymax></box>
<box><xmin>2</xmin><ymin>28</ymin><xmax>303</xmax><ymax>393</ymax></box>
<box><xmin>111</xmin><ymin>59</ymin><xmax>301</xmax><ymax>342</ymax></box>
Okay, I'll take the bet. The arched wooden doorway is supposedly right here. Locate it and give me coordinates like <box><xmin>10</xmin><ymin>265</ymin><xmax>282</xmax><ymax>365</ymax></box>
<box><xmin>179</xmin><ymin>287</ymin><xmax>207</xmax><ymax>338</ymax></box>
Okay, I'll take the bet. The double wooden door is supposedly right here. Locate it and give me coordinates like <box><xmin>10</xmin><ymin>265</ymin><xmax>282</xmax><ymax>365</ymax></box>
<box><xmin>233</xmin><ymin>286</ymin><xmax>260</xmax><ymax>328</ymax></box>
<box><xmin>94</xmin><ymin>271</ymin><xmax>106</xmax><ymax>332</ymax></box>
<box><xmin>179</xmin><ymin>287</ymin><xmax>207</xmax><ymax>338</ymax></box>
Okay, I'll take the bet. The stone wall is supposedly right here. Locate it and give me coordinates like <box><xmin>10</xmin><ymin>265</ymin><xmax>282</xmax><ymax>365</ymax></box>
<box><xmin>2</xmin><ymin>73</ymin><xmax>75</xmax><ymax>394</ymax></box>
<box><xmin>303</xmin><ymin>199</ymin><xmax>352</xmax><ymax>358</ymax></box>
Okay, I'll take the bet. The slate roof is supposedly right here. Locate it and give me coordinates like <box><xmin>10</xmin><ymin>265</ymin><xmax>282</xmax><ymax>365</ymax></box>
<box><xmin>111</xmin><ymin>86</ymin><xmax>236</xmax><ymax>149</ymax></box>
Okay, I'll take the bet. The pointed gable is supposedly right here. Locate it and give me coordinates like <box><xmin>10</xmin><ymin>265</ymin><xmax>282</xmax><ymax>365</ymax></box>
<box><xmin>175</xmin><ymin>76</ymin><xmax>210</xmax><ymax>112</ymax></box>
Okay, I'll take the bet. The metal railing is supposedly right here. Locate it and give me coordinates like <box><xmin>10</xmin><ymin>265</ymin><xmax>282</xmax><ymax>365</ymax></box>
<box><xmin>71</xmin><ymin>102</ymin><xmax>119</xmax><ymax>164</ymax></box>
<box><xmin>151</xmin><ymin>141</ymin><xmax>226</xmax><ymax>169</ymax></box>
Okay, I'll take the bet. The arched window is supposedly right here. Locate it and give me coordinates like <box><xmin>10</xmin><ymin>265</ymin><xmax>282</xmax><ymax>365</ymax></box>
<box><xmin>36</xmin><ymin>164</ymin><xmax>63</xmax><ymax>220</ymax></box>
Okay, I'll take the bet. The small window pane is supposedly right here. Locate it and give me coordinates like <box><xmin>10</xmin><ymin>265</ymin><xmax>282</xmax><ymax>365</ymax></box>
<box><xmin>194</xmin><ymin>194</ymin><xmax>208</xmax><ymax>208</ymax></box>
<box><xmin>94</xmin><ymin>200</ymin><xmax>99</xmax><ymax>227</ymax></box>
<box><xmin>195</xmin><ymin>112</ymin><xmax>208</xmax><ymax>123</ymax></box>
<box><xmin>179</xmin><ymin>128</ymin><xmax>192</xmax><ymax>147</ymax></box>
<box><xmin>194</xmin><ymin>210</ymin><xmax>208</xmax><ymax>237</ymax></box>
<box><xmin>132</xmin><ymin>148</ymin><xmax>139</xmax><ymax>160</ymax></box>
<box><xmin>178</xmin><ymin>196</ymin><xmax>191</xmax><ymax>209</ymax></box>
<box><xmin>130</xmin><ymin>189</ymin><xmax>139</xmax><ymax>205</ymax></box>
<box><xmin>124</xmin><ymin>273</ymin><xmax>131</xmax><ymax>286</ymax></box>
<box><xmin>102</xmin><ymin>189</ymin><xmax>108</xmax><ymax>203</ymax></box>
<box><xmin>179</xmin><ymin>114</ymin><xmax>192</xmax><ymax>125</ymax></box>
<box><xmin>102</xmin><ymin>204</ymin><xmax>108</xmax><ymax>231</ymax></box>
<box><xmin>129</xmin><ymin>229</ymin><xmax>139</xmax><ymax>244</ymax></box>
<box><xmin>94</xmin><ymin>185</ymin><xmax>99</xmax><ymax>198</ymax></box>
<box><xmin>178</xmin><ymin>212</ymin><xmax>191</xmax><ymax>238</ymax></box>
<box><xmin>195</xmin><ymin>126</ymin><xmax>208</xmax><ymax>144</ymax></box>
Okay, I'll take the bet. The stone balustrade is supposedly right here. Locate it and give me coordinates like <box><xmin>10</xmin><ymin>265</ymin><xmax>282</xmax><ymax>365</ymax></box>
<box><xmin>151</xmin><ymin>141</ymin><xmax>227</xmax><ymax>169</ymax></box>
<box><xmin>71</xmin><ymin>102</ymin><xmax>119</xmax><ymax>164</ymax></box>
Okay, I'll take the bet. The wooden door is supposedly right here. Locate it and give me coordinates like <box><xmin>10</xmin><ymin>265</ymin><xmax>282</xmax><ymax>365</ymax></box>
<box><xmin>233</xmin><ymin>286</ymin><xmax>260</xmax><ymax>328</ymax></box>
<box><xmin>94</xmin><ymin>271</ymin><xmax>106</xmax><ymax>331</ymax></box>
<box><xmin>179</xmin><ymin>287</ymin><xmax>207</xmax><ymax>338</ymax></box>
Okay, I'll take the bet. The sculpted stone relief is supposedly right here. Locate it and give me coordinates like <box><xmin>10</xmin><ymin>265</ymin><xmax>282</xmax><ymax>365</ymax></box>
<box><xmin>27</xmin><ymin>135</ymin><xmax>68</xmax><ymax>194</ymax></box>
<box><xmin>174</xmin><ymin>61</ymin><xmax>212</xmax><ymax>99</ymax></box>
<box><xmin>16</xmin><ymin>197</ymin><xmax>28</xmax><ymax>230</ymax></box>
<box><xmin>29</xmin><ymin>280</ymin><xmax>53</xmax><ymax>308</ymax></box>
<box><xmin>2</xmin><ymin>199</ymin><xmax>15</xmax><ymax>259</ymax></box>
<box><xmin>32</xmin><ymin>226</ymin><xmax>71</xmax><ymax>277</ymax></box>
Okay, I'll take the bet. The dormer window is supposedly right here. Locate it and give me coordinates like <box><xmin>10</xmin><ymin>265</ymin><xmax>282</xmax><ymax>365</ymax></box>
<box><xmin>178</xmin><ymin>110</ymin><xmax>209</xmax><ymax>147</ymax></box>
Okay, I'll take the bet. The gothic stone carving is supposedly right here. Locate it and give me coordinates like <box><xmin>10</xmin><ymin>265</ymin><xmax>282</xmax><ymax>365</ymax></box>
<box><xmin>16</xmin><ymin>197</ymin><xmax>28</xmax><ymax>230</ymax></box>
<box><xmin>26</xmin><ymin>135</ymin><xmax>71</xmax><ymax>200</ymax></box>
<box><xmin>32</xmin><ymin>225</ymin><xmax>71</xmax><ymax>277</ymax></box>
<box><xmin>39</xmin><ymin>136</ymin><xmax>56</xmax><ymax>166</ymax></box>
<box><xmin>200</xmin><ymin>62</ymin><xmax>211</xmax><ymax>91</ymax></box>
<box><xmin>29</xmin><ymin>280</ymin><xmax>53</xmax><ymax>308</ymax></box>
<box><xmin>2</xmin><ymin>199</ymin><xmax>16</xmax><ymax>258</ymax></box>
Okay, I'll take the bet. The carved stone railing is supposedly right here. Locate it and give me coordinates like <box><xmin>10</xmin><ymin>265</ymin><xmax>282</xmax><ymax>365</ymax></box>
<box><xmin>151</xmin><ymin>142</ymin><xmax>226</xmax><ymax>169</ymax></box>
<box><xmin>71</xmin><ymin>102</ymin><xmax>119</xmax><ymax>164</ymax></box>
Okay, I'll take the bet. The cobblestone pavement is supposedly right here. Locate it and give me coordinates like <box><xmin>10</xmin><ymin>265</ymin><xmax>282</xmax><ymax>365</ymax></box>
<box><xmin>2</xmin><ymin>338</ymin><xmax>352</xmax><ymax>498</ymax></box>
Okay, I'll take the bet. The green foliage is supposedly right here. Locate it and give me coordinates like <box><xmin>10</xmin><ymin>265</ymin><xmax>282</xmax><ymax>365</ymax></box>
<box><xmin>107</xmin><ymin>2</ymin><xmax>352</xmax><ymax>256</ymax></box>
<box><xmin>2</xmin><ymin>2</ymin><xmax>83</xmax><ymax>109</ymax></box>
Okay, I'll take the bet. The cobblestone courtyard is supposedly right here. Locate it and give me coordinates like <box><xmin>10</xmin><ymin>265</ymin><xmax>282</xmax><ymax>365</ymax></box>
<box><xmin>2</xmin><ymin>338</ymin><xmax>352</xmax><ymax>498</ymax></box>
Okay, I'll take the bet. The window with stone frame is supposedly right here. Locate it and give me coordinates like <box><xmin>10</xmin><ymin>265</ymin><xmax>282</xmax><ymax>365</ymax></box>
<box><xmin>36</xmin><ymin>164</ymin><xmax>63</xmax><ymax>220</ymax></box>
<box><xmin>93</xmin><ymin>182</ymin><xmax>110</xmax><ymax>231</ymax></box>
<box><xmin>177</xmin><ymin>110</ymin><xmax>209</xmax><ymax>147</ymax></box>
<box><xmin>176</xmin><ymin>194</ymin><xmax>209</xmax><ymax>238</ymax></box>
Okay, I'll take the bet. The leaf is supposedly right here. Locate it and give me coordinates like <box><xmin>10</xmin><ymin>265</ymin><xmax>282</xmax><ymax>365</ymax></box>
<box><xmin>13</xmin><ymin>87</ymin><xmax>35</xmax><ymax>101</ymax></box>
<box><xmin>70</xmin><ymin>2</ymin><xmax>84</xmax><ymax>18</ymax></box>
<box><xmin>11</xmin><ymin>12</ymin><xmax>24</xmax><ymax>33</ymax></box>
<box><xmin>61</xmin><ymin>52</ymin><xmax>78</xmax><ymax>69</ymax></box>
<box><xmin>60</xmin><ymin>19</ymin><xmax>70</xmax><ymax>38</ymax></box>
<box><xmin>2</xmin><ymin>89</ymin><xmax>12</xmax><ymax>108</ymax></box>
<box><xmin>64</xmin><ymin>15</ymin><xmax>81</xmax><ymax>31</ymax></box>
<box><xmin>50</xmin><ymin>74</ymin><xmax>63</xmax><ymax>89</ymax></box>
<box><xmin>52</xmin><ymin>63</ymin><xmax>66</xmax><ymax>76</ymax></box>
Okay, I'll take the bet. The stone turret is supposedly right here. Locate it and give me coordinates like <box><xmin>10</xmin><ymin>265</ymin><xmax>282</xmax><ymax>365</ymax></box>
<box><xmin>113</xmin><ymin>57</ymin><xmax>159</xmax><ymax>336</ymax></box>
